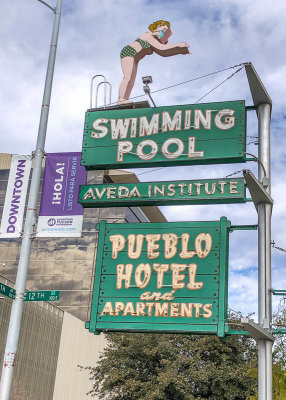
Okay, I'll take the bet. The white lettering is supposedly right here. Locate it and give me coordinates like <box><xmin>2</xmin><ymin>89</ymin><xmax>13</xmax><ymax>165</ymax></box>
<box><xmin>136</xmin><ymin>140</ymin><xmax>158</xmax><ymax>160</ymax></box>
<box><xmin>139</xmin><ymin>114</ymin><xmax>159</xmax><ymax>137</ymax></box>
<box><xmin>162</xmin><ymin>138</ymin><xmax>184</xmax><ymax>159</ymax></box>
<box><xmin>162</xmin><ymin>110</ymin><xmax>182</xmax><ymax>132</ymax></box>
<box><xmin>117</xmin><ymin>141</ymin><xmax>133</xmax><ymax>162</ymax></box>
<box><xmin>92</xmin><ymin>118</ymin><xmax>109</xmax><ymax>138</ymax></box>
<box><xmin>215</xmin><ymin>109</ymin><xmax>235</xmax><ymax>130</ymax></box>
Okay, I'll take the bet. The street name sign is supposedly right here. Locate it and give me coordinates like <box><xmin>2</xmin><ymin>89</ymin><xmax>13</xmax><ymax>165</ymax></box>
<box><xmin>81</xmin><ymin>100</ymin><xmax>246</xmax><ymax>169</ymax></box>
<box><xmin>0</xmin><ymin>283</ymin><xmax>15</xmax><ymax>299</ymax></box>
<box><xmin>0</xmin><ymin>285</ymin><xmax>60</xmax><ymax>302</ymax></box>
<box><xmin>86</xmin><ymin>217</ymin><xmax>230</xmax><ymax>337</ymax></box>
<box><xmin>79</xmin><ymin>178</ymin><xmax>246</xmax><ymax>207</ymax></box>
<box><xmin>25</xmin><ymin>290</ymin><xmax>60</xmax><ymax>302</ymax></box>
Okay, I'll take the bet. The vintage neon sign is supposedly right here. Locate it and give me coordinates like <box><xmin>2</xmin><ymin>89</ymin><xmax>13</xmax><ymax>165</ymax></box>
<box><xmin>81</xmin><ymin>100</ymin><xmax>246</xmax><ymax>169</ymax></box>
<box><xmin>86</xmin><ymin>218</ymin><xmax>230</xmax><ymax>336</ymax></box>
<box><xmin>79</xmin><ymin>178</ymin><xmax>246</xmax><ymax>207</ymax></box>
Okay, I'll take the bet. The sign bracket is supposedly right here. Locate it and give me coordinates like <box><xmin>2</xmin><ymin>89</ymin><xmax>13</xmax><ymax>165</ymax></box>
<box><xmin>243</xmin><ymin>169</ymin><xmax>273</xmax><ymax>211</ymax></box>
<box><xmin>271</xmin><ymin>289</ymin><xmax>286</xmax><ymax>296</ymax></box>
<box><xmin>229</xmin><ymin>224</ymin><xmax>257</xmax><ymax>232</ymax></box>
<box><xmin>241</xmin><ymin>318</ymin><xmax>274</xmax><ymax>342</ymax></box>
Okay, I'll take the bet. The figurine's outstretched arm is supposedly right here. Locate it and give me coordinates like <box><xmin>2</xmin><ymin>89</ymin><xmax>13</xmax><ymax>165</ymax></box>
<box><xmin>143</xmin><ymin>34</ymin><xmax>190</xmax><ymax>57</ymax></box>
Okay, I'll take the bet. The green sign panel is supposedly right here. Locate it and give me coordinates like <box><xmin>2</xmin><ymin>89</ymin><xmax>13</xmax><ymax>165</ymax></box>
<box><xmin>81</xmin><ymin>100</ymin><xmax>246</xmax><ymax>169</ymax></box>
<box><xmin>25</xmin><ymin>290</ymin><xmax>60</xmax><ymax>302</ymax></box>
<box><xmin>0</xmin><ymin>283</ymin><xmax>15</xmax><ymax>299</ymax></box>
<box><xmin>86</xmin><ymin>217</ymin><xmax>230</xmax><ymax>337</ymax></box>
<box><xmin>0</xmin><ymin>285</ymin><xmax>60</xmax><ymax>302</ymax></box>
<box><xmin>79</xmin><ymin>178</ymin><xmax>246</xmax><ymax>207</ymax></box>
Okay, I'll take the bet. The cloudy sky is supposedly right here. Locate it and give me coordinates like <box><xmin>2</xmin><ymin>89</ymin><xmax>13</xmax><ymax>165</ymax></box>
<box><xmin>1</xmin><ymin>0</ymin><xmax>286</xmax><ymax>319</ymax></box>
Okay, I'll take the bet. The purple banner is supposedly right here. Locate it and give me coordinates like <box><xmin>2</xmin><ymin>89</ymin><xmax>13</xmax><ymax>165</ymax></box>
<box><xmin>0</xmin><ymin>155</ymin><xmax>32</xmax><ymax>238</ymax></box>
<box><xmin>39</xmin><ymin>152</ymin><xmax>87</xmax><ymax>216</ymax></box>
<box><xmin>37</xmin><ymin>153</ymin><xmax>87</xmax><ymax>237</ymax></box>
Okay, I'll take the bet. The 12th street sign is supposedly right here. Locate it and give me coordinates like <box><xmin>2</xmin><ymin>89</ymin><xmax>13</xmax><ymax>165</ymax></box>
<box><xmin>86</xmin><ymin>217</ymin><xmax>230</xmax><ymax>337</ymax></box>
<box><xmin>79</xmin><ymin>178</ymin><xmax>246</xmax><ymax>207</ymax></box>
<box><xmin>0</xmin><ymin>285</ymin><xmax>60</xmax><ymax>302</ymax></box>
<box><xmin>25</xmin><ymin>290</ymin><xmax>60</xmax><ymax>302</ymax></box>
<box><xmin>81</xmin><ymin>100</ymin><xmax>246</xmax><ymax>169</ymax></box>
<box><xmin>0</xmin><ymin>283</ymin><xmax>15</xmax><ymax>299</ymax></box>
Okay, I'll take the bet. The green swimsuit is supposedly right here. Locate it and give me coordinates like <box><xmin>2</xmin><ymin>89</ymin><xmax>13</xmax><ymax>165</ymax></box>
<box><xmin>120</xmin><ymin>38</ymin><xmax>151</xmax><ymax>59</ymax></box>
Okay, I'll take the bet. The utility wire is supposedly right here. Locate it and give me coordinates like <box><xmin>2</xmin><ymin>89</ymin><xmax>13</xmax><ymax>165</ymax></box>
<box><xmin>100</xmin><ymin>64</ymin><xmax>246</xmax><ymax>136</ymax></box>
<box><xmin>224</xmin><ymin>169</ymin><xmax>245</xmax><ymax>178</ymax></box>
<box><xmin>145</xmin><ymin>63</ymin><xmax>246</xmax><ymax>98</ymax></box>
<box><xmin>194</xmin><ymin>67</ymin><xmax>244</xmax><ymax>104</ymax></box>
<box><xmin>104</xmin><ymin>63</ymin><xmax>248</xmax><ymax>107</ymax></box>
<box><xmin>271</xmin><ymin>241</ymin><xmax>286</xmax><ymax>253</ymax></box>
<box><xmin>244</xmin><ymin>152</ymin><xmax>267</xmax><ymax>177</ymax></box>
<box><xmin>157</xmin><ymin>66</ymin><xmax>245</xmax><ymax>133</ymax></box>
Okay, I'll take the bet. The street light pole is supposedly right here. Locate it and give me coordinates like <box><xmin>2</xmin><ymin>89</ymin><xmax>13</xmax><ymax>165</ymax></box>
<box><xmin>0</xmin><ymin>1</ymin><xmax>63</xmax><ymax>398</ymax></box>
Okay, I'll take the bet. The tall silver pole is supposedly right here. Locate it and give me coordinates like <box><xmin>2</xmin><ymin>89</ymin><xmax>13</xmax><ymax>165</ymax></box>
<box><xmin>0</xmin><ymin>1</ymin><xmax>63</xmax><ymax>398</ymax></box>
<box><xmin>257</xmin><ymin>103</ymin><xmax>272</xmax><ymax>400</ymax></box>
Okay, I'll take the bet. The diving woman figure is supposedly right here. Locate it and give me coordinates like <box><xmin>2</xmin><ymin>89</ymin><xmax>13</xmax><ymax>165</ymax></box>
<box><xmin>118</xmin><ymin>20</ymin><xmax>190</xmax><ymax>104</ymax></box>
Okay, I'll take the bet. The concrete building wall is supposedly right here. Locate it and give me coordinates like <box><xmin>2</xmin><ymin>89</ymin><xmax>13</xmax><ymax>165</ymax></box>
<box><xmin>53</xmin><ymin>312</ymin><xmax>107</xmax><ymax>400</ymax></box>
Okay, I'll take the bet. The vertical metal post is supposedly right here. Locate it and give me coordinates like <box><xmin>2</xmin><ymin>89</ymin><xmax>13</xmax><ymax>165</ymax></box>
<box><xmin>257</xmin><ymin>102</ymin><xmax>272</xmax><ymax>400</ymax></box>
<box><xmin>0</xmin><ymin>1</ymin><xmax>63</xmax><ymax>399</ymax></box>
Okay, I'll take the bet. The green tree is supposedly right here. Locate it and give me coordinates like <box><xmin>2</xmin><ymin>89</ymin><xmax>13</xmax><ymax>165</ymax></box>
<box><xmin>83</xmin><ymin>331</ymin><xmax>257</xmax><ymax>400</ymax></box>
<box><xmin>272</xmin><ymin>301</ymin><xmax>286</xmax><ymax>399</ymax></box>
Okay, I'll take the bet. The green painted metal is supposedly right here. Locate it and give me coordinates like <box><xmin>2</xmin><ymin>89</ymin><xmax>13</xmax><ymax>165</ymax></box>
<box><xmin>273</xmin><ymin>329</ymin><xmax>286</xmax><ymax>334</ymax></box>
<box><xmin>89</xmin><ymin>220</ymin><xmax>107</xmax><ymax>335</ymax></box>
<box><xmin>79</xmin><ymin>178</ymin><xmax>246</xmax><ymax>207</ymax></box>
<box><xmin>102</xmin><ymin>253</ymin><xmax>220</xmax><ymax>274</ymax></box>
<box><xmin>81</xmin><ymin>100</ymin><xmax>246</xmax><ymax>170</ymax></box>
<box><xmin>86</xmin><ymin>218</ymin><xmax>230</xmax><ymax>336</ymax></box>
<box><xmin>100</xmin><ymin>275</ymin><xmax>219</xmax><ymax>298</ymax></box>
<box><xmin>24</xmin><ymin>290</ymin><xmax>60</xmax><ymax>302</ymax></box>
<box><xmin>217</xmin><ymin>217</ymin><xmax>229</xmax><ymax>337</ymax></box>
<box><xmin>245</xmin><ymin>105</ymin><xmax>258</xmax><ymax>111</ymax></box>
<box><xmin>229</xmin><ymin>224</ymin><xmax>258</xmax><ymax>231</ymax></box>
<box><xmin>0</xmin><ymin>283</ymin><xmax>15</xmax><ymax>299</ymax></box>
<box><xmin>271</xmin><ymin>289</ymin><xmax>286</xmax><ymax>296</ymax></box>
<box><xmin>0</xmin><ymin>285</ymin><xmax>60</xmax><ymax>302</ymax></box>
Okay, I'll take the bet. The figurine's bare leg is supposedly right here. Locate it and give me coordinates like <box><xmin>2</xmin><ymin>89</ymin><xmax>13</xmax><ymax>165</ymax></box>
<box><xmin>125</xmin><ymin>62</ymin><xmax>138</xmax><ymax>100</ymax></box>
<box><xmin>118</xmin><ymin>57</ymin><xmax>137</xmax><ymax>104</ymax></box>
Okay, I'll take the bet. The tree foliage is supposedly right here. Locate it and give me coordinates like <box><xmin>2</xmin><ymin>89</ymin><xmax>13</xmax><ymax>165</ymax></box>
<box><xmin>272</xmin><ymin>301</ymin><xmax>286</xmax><ymax>399</ymax></box>
<box><xmin>84</xmin><ymin>331</ymin><xmax>257</xmax><ymax>400</ymax></box>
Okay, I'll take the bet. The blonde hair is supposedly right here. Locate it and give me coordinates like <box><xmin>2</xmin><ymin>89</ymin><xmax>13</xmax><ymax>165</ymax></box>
<box><xmin>148</xmin><ymin>20</ymin><xmax>170</xmax><ymax>32</ymax></box>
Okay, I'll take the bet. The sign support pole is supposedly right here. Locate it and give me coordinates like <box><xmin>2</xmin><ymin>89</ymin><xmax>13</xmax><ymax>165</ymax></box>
<box><xmin>245</xmin><ymin>63</ymin><xmax>272</xmax><ymax>400</ymax></box>
<box><xmin>257</xmin><ymin>103</ymin><xmax>272</xmax><ymax>400</ymax></box>
<box><xmin>0</xmin><ymin>1</ymin><xmax>63</xmax><ymax>399</ymax></box>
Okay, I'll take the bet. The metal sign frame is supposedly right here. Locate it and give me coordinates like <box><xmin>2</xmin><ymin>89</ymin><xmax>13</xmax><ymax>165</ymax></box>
<box><xmin>79</xmin><ymin>178</ymin><xmax>246</xmax><ymax>207</ymax></box>
<box><xmin>81</xmin><ymin>100</ymin><xmax>246</xmax><ymax>169</ymax></box>
<box><xmin>86</xmin><ymin>217</ymin><xmax>230</xmax><ymax>337</ymax></box>
<box><xmin>24</xmin><ymin>290</ymin><xmax>60</xmax><ymax>302</ymax></box>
